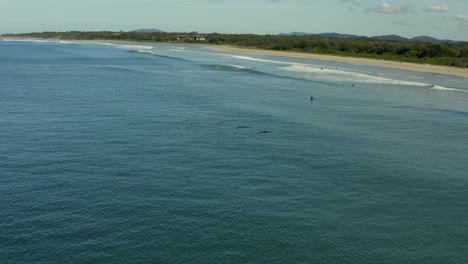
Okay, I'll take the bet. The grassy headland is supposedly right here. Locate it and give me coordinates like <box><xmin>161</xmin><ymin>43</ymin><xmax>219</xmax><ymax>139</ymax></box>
<box><xmin>2</xmin><ymin>31</ymin><xmax>468</xmax><ymax>68</ymax></box>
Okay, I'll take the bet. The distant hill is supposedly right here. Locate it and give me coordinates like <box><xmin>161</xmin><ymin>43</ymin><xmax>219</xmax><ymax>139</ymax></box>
<box><xmin>372</xmin><ymin>34</ymin><xmax>459</xmax><ymax>43</ymax></box>
<box><xmin>318</xmin><ymin>32</ymin><xmax>363</xmax><ymax>39</ymax></box>
<box><xmin>411</xmin><ymin>35</ymin><xmax>441</xmax><ymax>43</ymax></box>
<box><xmin>278</xmin><ymin>32</ymin><xmax>312</xmax><ymax>36</ymax></box>
<box><xmin>370</xmin><ymin>34</ymin><xmax>410</xmax><ymax>42</ymax></box>
<box><xmin>279</xmin><ymin>32</ymin><xmax>362</xmax><ymax>39</ymax></box>
<box><xmin>279</xmin><ymin>32</ymin><xmax>460</xmax><ymax>43</ymax></box>
<box><xmin>131</xmin><ymin>28</ymin><xmax>162</xmax><ymax>33</ymax></box>
<box><xmin>410</xmin><ymin>36</ymin><xmax>458</xmax><ymax>44</ymax></box>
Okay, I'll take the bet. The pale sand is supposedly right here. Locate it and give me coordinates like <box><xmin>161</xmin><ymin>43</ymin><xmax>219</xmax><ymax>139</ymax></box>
<box><xmin>3</xmin><ymin>37</ymin><xmax>467</xmax><ymax>78</ymax></box>
<box><xmin>207</xmin><ymin>45</ymin><xmax>468</xmax><ymax>78</ymax></box>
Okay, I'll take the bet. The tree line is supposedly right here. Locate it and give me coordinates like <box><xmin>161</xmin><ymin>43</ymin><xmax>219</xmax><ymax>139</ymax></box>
<box><xmin>3</xmin><ymin>31</ymin><xmax>467</xmax><ymax>67</ymax></box>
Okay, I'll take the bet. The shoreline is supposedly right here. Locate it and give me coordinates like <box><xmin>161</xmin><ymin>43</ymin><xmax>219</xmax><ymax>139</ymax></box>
<box><xmin>2</xmin><ymin>36</ymin><xmax>468</xmax><ymax>78</ymax></box>
<box><xmin>207</xmin><ymin>45</ymin><xmax>468</xmax><ymax>78</ymax></box>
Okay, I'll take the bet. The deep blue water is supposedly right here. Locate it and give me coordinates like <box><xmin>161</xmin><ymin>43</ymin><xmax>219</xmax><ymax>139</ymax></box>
<box><xmin>1</xmin><ymin>39</ymin><xmax>467</xmax><ymax>264</ymax></box>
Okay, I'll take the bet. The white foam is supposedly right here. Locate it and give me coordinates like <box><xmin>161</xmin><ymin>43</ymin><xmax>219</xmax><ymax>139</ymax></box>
<box><xmin>58</xmin><ymin>40</ymin><xmax>83</xmax><ymax>45</ymax></box>
<box><xmin>430</xmin><ymin>85</ymin><xmax>466</xmax><ymax>92</ymax></box>
<box><xmin>225</xmin><ymin>53</ymin><xmax>466</xmax><ymax>92</ymax></box>
<box><xmin>282</xmin><ymin>64</ymin><xmax>431</xmax><ymax>86</ymax></box>
<box><xmin>229</xmin><ymin>65</ymin><xmax>247</xmax><ymax>69</ymax></box>
<box><xmin>1</xmin><ymin>38</ymin><xmax>82</xmax><ymax>46</ymax></box>
<box><xmin>84</xmin><ymin>41</ymin><xmax>115</xmax><ymax>47</ymax></box>
<box><xmin>227</xmin><ymin>54</ymin><xmax>418</xmax><ymax>86</ymax></box>
<box><xmin>1</xmin><ymin>39</ymin><xmax>54</xmax><ymax>43</ymax></box>
<box><xmin>284</xmin><ymin>64</ymin><xmax>468</xmax><ymax>92</ymax></box>
<box><xmin>117</xmin><ymin>44</ymin><xmax>153</xmax><ymax>50</ymax></box>
<box><xmin>170</xmin><ymin>49</ymin><xmax>188</xmax><ymax>52</ymax></box>
<box><xmin>95</xmin><ymin>42</ymin><xmax>114</xmax><ymax>46</ymax></box>
<box><xmin>136</xmin><ymin>49</ymin><xmax>154</xmax><ymax>54</ymax></box>
<box><xmin>226</xmin><ymin>55</ymin><xmax>289</xmax><ymax>65</ymax></box>
<box><xmin>24</xmin><ymin>39</ymin><xmax>54</xmax><ymax>43</ymax></box>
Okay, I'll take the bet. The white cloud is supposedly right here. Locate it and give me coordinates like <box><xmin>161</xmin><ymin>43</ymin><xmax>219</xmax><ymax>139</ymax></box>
<box><xmin>394</xmin><ymin>21</ymin><xmax>417</xmax><ymax>27</ymax></box>
<box><xmin>340</xmin><ymin>0</ymin><xmax>360</xmax><ymax>6</ymax></box>
<box><xmin>424</xmin><ymin>5</ymin><xmax>448</xmax><ymax>13</ymax></box>
<box><xmin>365</xmin><ymin>2</ymin><xmax>414</xmax><ymax>14</ymax></box>
<box><xmin>205</xmin><ymin>3</ymin><xmax>291</xmax><ymax>9</ymax></box>
<box><xmin>455</xmin><ymin>14</ymin><xmax>468</xmax><ymax>30</ymax></box>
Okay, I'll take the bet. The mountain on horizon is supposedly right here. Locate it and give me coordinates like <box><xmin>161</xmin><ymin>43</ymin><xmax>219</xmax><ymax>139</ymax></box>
<box><xmin>278</xmin><ymin>32</ymin><xmax>367</xmax><ymax>39</ymax></box>
<box><xmin>370</xmin><ymin>34</ymin><xmax>409</xmax><ymax>42</ymax></box>
<box><xmin>278</xmin><ymin>32</ymin><xmax>361</xmax><ymax>38</ymax></box>
<box><xmin>131</xmin><ymin>28</ymin><xmax>163</xmax><ymax>33</ymax></box>
<box><xmin>279</xmin><ymin>32</ymin><xmax>461</xmax><ymax>43</ymax></box>
<box><xmin>411</xmin><ymin>35</ymin><xmax>441</xmax><ymax>43</ymax></box>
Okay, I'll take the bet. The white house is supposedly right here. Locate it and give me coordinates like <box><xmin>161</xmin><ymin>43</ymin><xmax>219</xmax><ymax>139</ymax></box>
<box><xmin>191</xmin><ymin>35</ymin><xmax>205</xmax><ymax>41</ymax></box>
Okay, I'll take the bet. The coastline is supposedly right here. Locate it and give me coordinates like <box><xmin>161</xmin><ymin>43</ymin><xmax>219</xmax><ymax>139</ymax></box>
<box><xmin>207</xmin><ymin>45</ymin><xmax>468</xmax><ymax>79</ymax></box>
<box><xmin>2</xmin><ymin>36</ymin><xmax>468</xmax><ymax>78</ymax></box>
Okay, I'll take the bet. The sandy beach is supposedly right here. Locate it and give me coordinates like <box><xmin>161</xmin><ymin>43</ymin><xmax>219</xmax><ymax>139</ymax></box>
<box><xmin>2</xmin><ymin>37</ymin><xmax>467</xmax><ymax>78</ymax></box>
<box><xmin>207</xmin><ymin>45</ymin><xmax>468</xmax><ymax>78</ymax></box>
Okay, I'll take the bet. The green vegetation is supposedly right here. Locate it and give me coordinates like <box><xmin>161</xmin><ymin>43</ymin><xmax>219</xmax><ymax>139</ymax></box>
<box><xmin>3</xmin><ymin>31</ymin><xmax>468</xmax><ymax>68</ymax></box>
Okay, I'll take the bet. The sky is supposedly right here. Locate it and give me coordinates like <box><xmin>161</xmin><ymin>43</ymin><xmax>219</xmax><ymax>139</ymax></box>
<box><xmin>0</xmin><ymin>0</ymin><xmax>467</xmax><ymax>41</ymax></box>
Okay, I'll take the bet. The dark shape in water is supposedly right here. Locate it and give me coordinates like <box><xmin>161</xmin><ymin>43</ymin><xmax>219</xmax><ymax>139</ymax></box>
<box><xmin>184</xmin><ymin>119</ymin><xmax>199</xmax><ymax>126</ymax></box>
<box><xmin>236</xmin><ymin>126</ymin><xmax>251</xmax><ymax>129</ymax></box>
<box><xmin>257</xmin><ymin>130</ymin><xmax>272</xmax><ymax>134</ymax></box>
<box><xmin>308</xmin><ymin>96</ymin><xmax>314</xmax><ymax>101</ymax></box>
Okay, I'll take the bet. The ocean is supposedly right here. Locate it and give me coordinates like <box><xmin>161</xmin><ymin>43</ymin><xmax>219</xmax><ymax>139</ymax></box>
<box><xmin>1</xmin><ymin>39</ymin><xmax>467</xmax><ymax>264</ymax></box>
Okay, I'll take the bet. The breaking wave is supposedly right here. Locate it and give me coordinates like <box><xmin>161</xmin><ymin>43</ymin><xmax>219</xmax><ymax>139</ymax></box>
<box><xmin>225</xmin><ymin>54</ymin><xmax>466</xmax><ymax>92</ymax></box>
<box><xmin>226</xmin><ymin>55</ymin><xmax>289</xmax><ymax>65</ymax></box>
<box><xmin>126</xmin><ymin>49</ymin><xmax>188</xmax><ymax>61</ymax></box>
<box><xmin>430</xmin><ymin>85</ymin><xmax>466</xmax><ymax>93</ymax></box>
<box><xmin>282</xmin><ymin>64</ymin><xmax>429</xmax><ymax>86</ymax></box>
<box><xmin>0</xmin><ymin>39</ymin><xmax>55</xmax><ymax>43</ymax></box>
<box><xmin>58</xmin><ymin>40</ymin><xmax>83</xmax><ymax>45</ymax></box>
<box><xmin>1</xmin><ymin>39</ymin><xmax>83</xmax><ymax>46</ymax></box>
<box><xmin>200</xmin><ymin>64</ymin><xmax>331</xmax><ymax>85</ymax></box>
<box><xmin>283</xmin><ymin>64</ymin><xmax>466</xmax><ymax>92</ymax></box>
<box><xmin>90</xmin><ymin>65</ymin><xmax>147</xmax><ymax>74</ymax></box>
<box><xmin>87</xmin><ymin>42</ymin><xmax>115</xmax><ymax>46</ymax></box>
<box><xmin>116</xmin><ymin>44</ymin><xmax>154</xmax><ymax>50</ymax></box>
<box><xmin>170</xmin><ymin>48</ymin><xmax>187</xmax><ymax>52</ymax></box>
<box><xmin>201</xmin><ymin>64</ymin><xmax>261</xmax><ymax>73</ymax></box>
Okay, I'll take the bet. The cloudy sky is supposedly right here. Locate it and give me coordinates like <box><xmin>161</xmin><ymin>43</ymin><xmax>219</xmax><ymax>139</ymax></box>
<box><xmin>0</xmin><ymin>0</ymin><xmax>467</xmax><ymax>41</ymax></box>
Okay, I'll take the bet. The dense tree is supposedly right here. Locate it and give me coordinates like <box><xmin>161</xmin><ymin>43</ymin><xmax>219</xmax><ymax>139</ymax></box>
<box><xmin>2</xmin><ymin>31</ymin><xmax>467</xmax><ymax>67</ymax></box>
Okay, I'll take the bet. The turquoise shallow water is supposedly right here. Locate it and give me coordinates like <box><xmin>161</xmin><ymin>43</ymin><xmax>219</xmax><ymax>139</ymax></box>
<box><xmin>1</xmin><ymin>39</ymin><xmax>467</xmax><ymax>263</ymax></box>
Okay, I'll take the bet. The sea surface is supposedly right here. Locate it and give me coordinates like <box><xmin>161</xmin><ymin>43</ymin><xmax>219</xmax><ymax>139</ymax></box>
<box><xmin>1</xmin><ymin>39</ymin><xmax>467</xmax><ymax>264</ymax></box>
